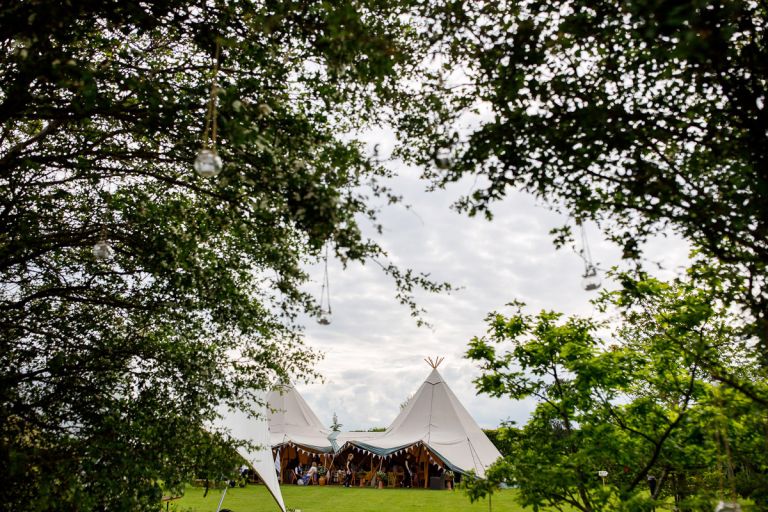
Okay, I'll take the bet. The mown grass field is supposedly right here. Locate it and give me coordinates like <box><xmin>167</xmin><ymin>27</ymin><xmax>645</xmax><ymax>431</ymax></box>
<box><xmin>172</xmin><ymin>484</ymin><xmax>532</xmax><ymax>512</ymax></box>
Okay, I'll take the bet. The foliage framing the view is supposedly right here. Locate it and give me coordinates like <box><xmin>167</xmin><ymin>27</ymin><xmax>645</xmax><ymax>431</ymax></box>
<box><xmin>465</xmin><ymin>274</ymin><xmax>768</xmax><ymax>511</ymax></box>
<box><xmin>0</xmin><ymin>1</ymin><xmax>449</xmax><ymax>509</ymax></box>
<box><xmin>405</xmin><ymin>0</ymin><xmax>768</xmax><ymax>358</ymax></box>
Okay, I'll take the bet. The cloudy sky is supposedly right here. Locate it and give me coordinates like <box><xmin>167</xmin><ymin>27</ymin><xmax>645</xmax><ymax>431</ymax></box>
<box><xmin>288</xmin><ymin>133</ymin><xmax>692</xmax><ymax>432</ymax></box>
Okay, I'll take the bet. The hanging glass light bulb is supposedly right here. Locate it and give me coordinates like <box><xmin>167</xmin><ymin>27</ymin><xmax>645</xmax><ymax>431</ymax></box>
<box><xmin>194</xmin><ymin>41</ymin><xmax>223</xmax><ymax>178</ymax></box>
<box><xmin>434</xmin><ymin>147</ymin><xmax>453</xmax><ymax>170</ymax></box>
<box><xmin>317</xmin><ymin>314</ymin><xmax>331</xmax><ymax>326</ymax></box>
<box><xmin>92</xmin><ymin>223</ymin><xmax>113</xmax><ymax>261</ymax></box>
<box><xmin>92</xmin><ymin>239</ymin><xmax>113</xmax><ymax>260</ymax></box>
<box><xmin>714</xmin><ymin>502</ymin><xmax>741</xmax><ymax>512</ymax></box>
<box><xmin>257</xmin><ymin>103</ymin><xmax>273</xmax><ymax>118</ymax></box>
<box><xmin>194</xmin><ymin>149</ymin><xmax>223</xmax><ymax>177</ymax></box>
<box><xmin>582</xmin><ymin>263</ymin><xmax>601</xmax><ymax>291</ymax></box>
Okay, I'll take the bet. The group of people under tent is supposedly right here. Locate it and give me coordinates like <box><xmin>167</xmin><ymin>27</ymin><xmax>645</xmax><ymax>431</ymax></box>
<box><xmin>283</xmin><ymin>451</ymin><xmax>458</xmax><ymax>488</ymax></box>
<box><xmin>286</xmin><ymin>461</ymin><xmax>321</xmax><ymax>486</ymax></box>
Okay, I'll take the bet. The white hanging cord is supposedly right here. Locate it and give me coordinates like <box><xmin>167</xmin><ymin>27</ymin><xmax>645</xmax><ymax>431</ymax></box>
<box><xmin>576</xmin><ymin>219</ymin><xmax>601</xmax><ymax>291</ymax></box>
<box><xmin>91</xmin><ymin>173</ymin><xmax>114</xmax><ymax>260</ymax></box>
<box><xmin>318</xmin><ymin>243</ymin><xmax>332</xmax><ymax>324</ymax></box>
<box><xmin>580</xmin><ymin>222</ymin><xmax>594</xmax><ymax>268</ymax></box>
<box><xmin>323</xmin><ymin>243</ymin><xmax>332</xmax><ymax>315</ymax></box>
<box><xmin>201</xmin><ymin>41</ymin><xmax>221</xmax><ymax>151</ymax></box>
<box><xmin>574</xmin><ymin>219</ymin><xmax>596</xmax><ymax>268</ymax></box>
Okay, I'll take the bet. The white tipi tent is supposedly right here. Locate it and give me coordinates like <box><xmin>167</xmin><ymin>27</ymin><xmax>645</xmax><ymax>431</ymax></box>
<box><xmin>267</xmin><ymin>383</ymin><xmax>334</xmax><ymax>454</ymax></box>
<box><xmin>341</xmin><ymin>359</ymin><xmax>501</xmax><ymax>479</ymax></box>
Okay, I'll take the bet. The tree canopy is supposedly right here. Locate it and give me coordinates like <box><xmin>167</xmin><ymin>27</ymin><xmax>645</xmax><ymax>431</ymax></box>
<box><xmin>3</xmin><ymin>1</ymin><xmax>767</xmax><ymax>509</ymax></box>
<box><xmin>0</xmin><ymin>1</ymin><xmax>447</xmax><ymax>508</ymax></box>
<box><xmin>440</xmin><ymin>3</ymin><xmax>768</xmax><ymax>508</ymax></box>
<box><xmin>406</xmin><ymin>0</ymin><xmax>768</xmax><ymax>356</ymax></box>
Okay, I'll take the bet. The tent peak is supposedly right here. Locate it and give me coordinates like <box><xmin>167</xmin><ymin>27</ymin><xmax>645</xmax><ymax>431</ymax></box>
<box><xmin>424</xmin><ymin>356</ymin><xmax>444</xmax><ymax>369</ymax></box>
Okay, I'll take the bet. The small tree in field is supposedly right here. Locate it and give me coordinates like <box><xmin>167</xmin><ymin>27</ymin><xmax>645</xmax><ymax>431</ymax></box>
<box><xmin>331</xmin><ymin>412</ymin><xmax>342</xmax><ymax>432</ymax></box>
<box><xmin>465</xmin><ymin>273</ymin><xmax>767</xmax><ymax>511</ymax></box>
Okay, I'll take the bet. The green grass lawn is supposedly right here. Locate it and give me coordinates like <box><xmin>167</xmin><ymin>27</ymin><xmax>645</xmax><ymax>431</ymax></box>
<box><xmin>172</xmin><ymin>484</ymin><xmax>530</xmax><ymax>512</ymax></box>
<box><xmin>172</xmin><ymin>484</ymin><xmax>753</xmax><ymax>512</ymax></box>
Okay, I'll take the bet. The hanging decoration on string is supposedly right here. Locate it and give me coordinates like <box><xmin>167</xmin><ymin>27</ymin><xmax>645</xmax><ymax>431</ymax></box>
<box><xmin>432</xmin><ymin>76</ymin><xmax>455</xmax><ymax>170</ymax></box>
<box><xmin>194</xmin><ymin>41</ymin><xmax>223</xmax><ymax>178</ymax></box>
<box><xmin>92</xmin><ymin>175</ymin><xmax>113</xmax><ymax>261</ymax></box>
<box><xmin>577</xmin><ymin>220</ymin><xmax>601</xmax><ymax>291</ymax></box>
<box><xmin>433</xmin><ymin>146</ymin><xmax>453</xmax><ymax>170</ymax></box>
<box><xmin>92</xmin><ymin>225</ymin><xmax>113</xmax><ymax>261</ymax></box>
<box><xmin>318</xmin><ymin>243</ymin><xmax>332</xmax><ymax>325</ymax></box>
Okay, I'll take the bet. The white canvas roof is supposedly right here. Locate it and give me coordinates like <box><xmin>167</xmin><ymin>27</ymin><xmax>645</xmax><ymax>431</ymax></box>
<box><xmin>221</xmin><ymin>397</ymin><xmax>286</xmax><ymax>512</ymax></box>
<box><xmin>334</xmin><ymin>431</ymin><xmax>385</xmax><ymax>445</ymax></box>
<box><xmin>342</xmin><ymin>368</ymin><xmax>501</xmax><ymax>478</ymax></box>
<box><xmin>267</xmin><ymin>383</ymin><xmax>334</xmax><ymax>453</ymax></box>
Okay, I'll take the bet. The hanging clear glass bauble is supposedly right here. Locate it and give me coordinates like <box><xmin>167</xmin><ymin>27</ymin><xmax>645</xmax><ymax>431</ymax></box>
<box><xmin>434</xmin><ymin>147</ymin><xmax>453</xmax><ymax>169</ymax></box>
<box><xmin>714</xmin><ymin>502</ymin><xmax>741</xmax><ymax>512</ymax></box>
<box><xmin>194</xmin><ymin>149</ymin><xmax>223</xmax><ymax>177</ymax></box>
<box><xmin>257</xmin><ymin>103</ymin><xmax>273</xmax><ymax>117</ymax></box>
<box><xmin>582</xmin><ymin>264</ymin><xmax>601</xmax><ymax>291</ymax></box>
<box><xmin>92</xmin><ymin>239</ymin><xmax>113</xmax><ymax>260</ymax></box>
<box><xmin>317</xmin><ymin>314</ymin><xmax>331</xmax><ymax>326</ymax></box>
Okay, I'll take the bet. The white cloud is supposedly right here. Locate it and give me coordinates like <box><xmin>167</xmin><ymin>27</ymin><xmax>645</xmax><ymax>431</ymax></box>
<box><xmin>290</xmin><ymin>162</ymin><xmax>691</xmax><ymax>433</ymax></box>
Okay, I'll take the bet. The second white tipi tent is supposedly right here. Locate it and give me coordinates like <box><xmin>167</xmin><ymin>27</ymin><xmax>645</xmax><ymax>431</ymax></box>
<box><xmin>267</xmin><ymin>383</ymin><xmax>334</xmax><ymax>454</ymax></box>
<box><xmin>341</xmin><ymin>358</ymin><xmax>501</xmax><ymax>479</ymax></box>
<box><xmin>267</xmin><ymin>382</ymin><xmax>337</xmax><ymax>484</ymax></box>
